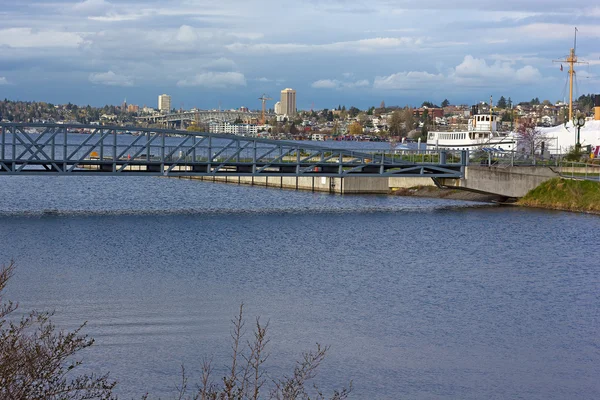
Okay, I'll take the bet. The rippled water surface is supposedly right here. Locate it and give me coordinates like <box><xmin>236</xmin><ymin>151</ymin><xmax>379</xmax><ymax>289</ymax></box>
<box><xmin>1</xmin><ymin>176</ymin><xmax>599</xmax><ymax>399</ymax></box>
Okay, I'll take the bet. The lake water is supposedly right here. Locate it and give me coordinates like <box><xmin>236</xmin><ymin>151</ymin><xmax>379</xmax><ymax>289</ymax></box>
<box><xmin>1</xmin><ymin>175</ymin><xmax>599</xmax><ymax>399</ymax></box>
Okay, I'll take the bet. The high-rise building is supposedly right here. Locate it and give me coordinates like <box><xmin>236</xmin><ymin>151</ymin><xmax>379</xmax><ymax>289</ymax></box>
<box><xmin>158</xmin><ymin>94</ymin><xmax>172</xmax><ymax>114</ymax></box>
<box><xmin>280</xmin><ymin>88</ymin><xmax>296</xmax><ymax>117</ymax></box>
<box><xmin>274</xmin><ymin>101</ymin><xmax>282</xmax><ymax>115</ymax></box>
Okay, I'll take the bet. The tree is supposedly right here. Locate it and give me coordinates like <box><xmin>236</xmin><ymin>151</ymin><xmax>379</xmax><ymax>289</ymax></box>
<box><xmin>420</xmin><ymin>108</ymin><xmax>429</xmax><ymax>124</ymax></box>
<box><xmin>0</xmin><ymin>261</ymin><xmax>116</xmax><ymax>399</ymax></box>
<box><xmin>402</xmin><ymin>107</ymin><xmax>415</xmax><ymax>132</ymax></box>
<box><xmin>497</xmin><ymin>96</ymin><xmax>507</xmax><ymax>109</ymax></box>
<box><xmin>421</xmin><ymin>101</ymin><xmax>438</xmax><ymax>108</ymax></box>
<box><xmin>357</xmin><ymin>112</ymin><xmax>368</xmax><ymax>127</ymax></box>
<box><xmin>420</xmin><ymin>124</ymin><xmax>429</xmax><ymax>141</ymax></box>
<box><xmin>388</xmin><ymin>110</ymin><xmax>404</xmax><ymax>137</ymax></box>
<box><xmin>348</xmin><ymin>106</ymin><xmax>360</xmax><ymax>118</ymax></box>
<box><xmin>349</xmin><ymin>121</ymin><xmax>363</xmax><ymax>136</ymax></box>
<box><xmin>516</xmin><ymin>121</ymin><xmax>546</xmax><ymax>157</ymax></box>
<box><xmin>441</xmin><ymin>99</ymin><xmax>450</xmax><ymax>108</ymax></box>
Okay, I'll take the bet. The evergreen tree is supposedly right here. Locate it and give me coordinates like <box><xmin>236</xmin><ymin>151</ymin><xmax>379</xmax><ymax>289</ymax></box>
<box><xmin>441</xmin><ymin>99</ymin><xmax>450</xmax><ymax>108</ymax></box>
<box><xmin>497</xmin><ymin>96</ymin><xmax>507</xmax><ymax>109</ymax></box>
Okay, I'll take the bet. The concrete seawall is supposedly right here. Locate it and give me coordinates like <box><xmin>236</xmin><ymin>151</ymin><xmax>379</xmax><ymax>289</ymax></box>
<box><xmin>179</xmin><ymin>175</ymin><xmax>390</xmax><ymax>194</ymax></box>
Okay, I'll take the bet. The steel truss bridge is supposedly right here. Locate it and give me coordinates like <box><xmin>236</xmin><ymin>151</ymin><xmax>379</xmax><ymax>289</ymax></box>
<box><xmin>136</xmin><ymin>110</ymin><xmax>275</xmax><ymax>127</ymax></box>
<box><xmin>0</xmin><ymin>123</ymin><xmax>465</xmax><ymax>178</ymax></box>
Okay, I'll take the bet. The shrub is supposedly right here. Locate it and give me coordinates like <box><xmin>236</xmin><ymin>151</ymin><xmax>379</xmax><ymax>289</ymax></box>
<box><xmin>0</xmin><ymin>262</ymin><xmax>351</xmax><ymax>399</ymax></box>
<box><xmin>0</xmin><ymin>260</ymin><xmax>116</xmax><ymax>399</ymax></box>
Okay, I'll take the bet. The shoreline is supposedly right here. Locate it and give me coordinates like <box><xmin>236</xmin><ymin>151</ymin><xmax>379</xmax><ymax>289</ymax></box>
<box><xmin>391</xmin><ymin>186</ymin><xmax>506</xmax><ymax>203</ymax></box>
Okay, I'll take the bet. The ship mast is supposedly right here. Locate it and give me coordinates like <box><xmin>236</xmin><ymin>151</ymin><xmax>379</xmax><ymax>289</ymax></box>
<box><xmin>553</xmin><ymin>27</ymin><xmax>584</xmax><ymax>122</ymax></box>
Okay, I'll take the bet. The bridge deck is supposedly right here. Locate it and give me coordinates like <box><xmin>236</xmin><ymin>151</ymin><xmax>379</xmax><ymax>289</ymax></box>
<box><xmin>0</xmin><ymin>123</ymin><xmax>466</xmax><ymax>178</ymax></box>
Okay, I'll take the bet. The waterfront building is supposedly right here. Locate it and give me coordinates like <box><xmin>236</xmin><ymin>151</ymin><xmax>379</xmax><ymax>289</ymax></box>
<box><xmin>208</xmin><ymin>122</ymin><xmax>258</xmax><ymax>136</ymax></box>
<box><xmin>280</xmin><ymin>88</ymin><xmax>296</xmax><ymax>117</ymax></box>
<box><xmin>158</xmin><ymin>94</ymin><xmax>171</xmax><ymax>114</ymax></box>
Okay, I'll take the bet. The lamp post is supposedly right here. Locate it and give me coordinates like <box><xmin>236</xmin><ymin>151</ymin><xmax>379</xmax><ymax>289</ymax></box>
<box><xmin>572</xmin><ymin>114</ymin><xmax>585</xmax><ymax>151</ymax></box>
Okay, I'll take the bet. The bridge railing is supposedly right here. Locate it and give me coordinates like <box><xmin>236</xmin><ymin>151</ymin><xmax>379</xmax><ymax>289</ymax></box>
<box><xmin>472</xmin><ymin>150</ymin><xmax>562</xmax><ymax>168</ymax></box>
<box><xmin>558</xmin><ymin>161</ymin><xmax>600</xmax><ymax>181</ymax></box>
<box><xmin>0</xmin><ymin>123</ymin><xmax>465</xmax><ymax>177</ymax></box>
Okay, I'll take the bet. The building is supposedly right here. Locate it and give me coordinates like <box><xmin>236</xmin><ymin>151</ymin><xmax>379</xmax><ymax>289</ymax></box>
<box><xmin>208</xmin><ymin>122</ymin><xmax>258</xmax><ymax>136</ymax></box>
<box><xmin>158</xmin><ymin>94</ymin><xmax>171</xmax><ymax>114</ymax></box>
<box><xmin>274</xmin><ymin>101</ymin><xmax>282</xmax><ymax>115</ymax></box>
<box><xmin>280</xmin><ymin>88</ymin><xmax>296</xmax><ymax>117</ymax></box>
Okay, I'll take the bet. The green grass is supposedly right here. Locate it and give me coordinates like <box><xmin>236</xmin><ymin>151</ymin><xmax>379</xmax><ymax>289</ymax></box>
<box><xmin>518</xmin><ymin>178</ymin><xmax>600</xmax><ymax>213</ymax></box>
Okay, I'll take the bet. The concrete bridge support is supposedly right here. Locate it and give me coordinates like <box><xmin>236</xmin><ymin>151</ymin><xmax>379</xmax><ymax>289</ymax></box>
<box><xmin>439</xmin><ymin>166</ymin><xmax>559</xmax><ymax>198</ymax></box>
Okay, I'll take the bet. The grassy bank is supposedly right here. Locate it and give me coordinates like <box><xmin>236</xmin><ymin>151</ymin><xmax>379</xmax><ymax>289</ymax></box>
<box><xmin>518</xmin><ymin>178</ymin><xmax>600</xmax><ymax>213</ymax></box>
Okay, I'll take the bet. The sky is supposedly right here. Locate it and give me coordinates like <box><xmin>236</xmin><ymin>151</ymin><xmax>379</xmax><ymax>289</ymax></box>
<box><xmin>0</xmin><ymin>0</ymin><xmax>599</xmax><ymax>110</ymax></box>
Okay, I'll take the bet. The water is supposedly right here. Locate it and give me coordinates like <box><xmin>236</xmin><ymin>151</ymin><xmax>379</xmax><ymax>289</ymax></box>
<box><xmin>1</xmin><ymin>176</ymin><xmax>599</xmax><ymax>399</ymax></box>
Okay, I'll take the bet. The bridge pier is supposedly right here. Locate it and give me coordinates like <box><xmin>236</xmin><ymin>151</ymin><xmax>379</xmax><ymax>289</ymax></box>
<box><xmin>439</xmin><ymin>166</ymin><xmax>559</xmax><ymax>198</ymax></box>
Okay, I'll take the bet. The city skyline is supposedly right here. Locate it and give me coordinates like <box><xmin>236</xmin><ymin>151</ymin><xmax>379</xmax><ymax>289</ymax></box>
<box><xmin>0</xmin><ymin>1</ymin><xmax>599</xmax><ymax>110</ymax></box>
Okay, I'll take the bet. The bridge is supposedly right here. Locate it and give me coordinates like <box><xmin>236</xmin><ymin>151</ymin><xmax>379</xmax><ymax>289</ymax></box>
<box><xmin>0</xmin><ymin>123</ymin><xmax>465</xmax><ymax>180</ymax></box>
<box><xmin>136</xmin><ymin>110</ymin><xmax>275</xmax><ymax>128</ymax></box>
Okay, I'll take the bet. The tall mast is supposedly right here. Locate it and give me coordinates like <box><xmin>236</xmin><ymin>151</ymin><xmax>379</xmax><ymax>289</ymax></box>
<box><xmin>568</xmin><ymin>47</ymin><xmax>576</xmax><ymax>121</ymax></box>
<box><xmin>553</xmin><ymin>27</ymin><xmax>583</xmax><ymax>122</ymax></box>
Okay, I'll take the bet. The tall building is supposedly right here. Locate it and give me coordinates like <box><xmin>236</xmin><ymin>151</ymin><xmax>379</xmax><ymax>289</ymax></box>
<box><xmin>274</xmin><ymin>101</ymin><xmax>282</xmax><ymax>115</ymax></box>
<box><xmin>280</xmin><ymin>88</ymin><xmax>296</xmax><ymax>117</ymax></box>
<box><xmin>158</xmin><ymin>94</ymin><xmax>171</xmax><ymax>114</ymax></box>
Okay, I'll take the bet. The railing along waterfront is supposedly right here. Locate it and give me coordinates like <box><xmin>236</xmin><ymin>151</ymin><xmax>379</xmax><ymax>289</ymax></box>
<box><xmin>0</xmin><ymin>123</ymin><xmax>466</xmax><ymax>178</ymax></box>
<box><xmin>558</xmin><ymin>161</ymin><xmax>600</xmax><ymax>181</ymax></box>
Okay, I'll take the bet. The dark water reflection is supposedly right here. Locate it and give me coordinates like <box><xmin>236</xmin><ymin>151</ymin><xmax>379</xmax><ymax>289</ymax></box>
<box><xmin>0</xmin><ymin>176</ymin><xmax>598</xmax><ymax>399</ymax></box>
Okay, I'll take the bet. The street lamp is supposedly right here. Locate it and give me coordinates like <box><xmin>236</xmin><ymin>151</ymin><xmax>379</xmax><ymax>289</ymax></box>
<box><xmin>572</xmin><ymin>113</ymin><xmax>585</xmax><ymax>150</ymax></box>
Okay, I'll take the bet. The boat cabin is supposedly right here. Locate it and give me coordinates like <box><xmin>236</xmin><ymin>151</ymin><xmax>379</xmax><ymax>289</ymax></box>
<box><xmin>468</xmin><ymin>114</ymin><xmax>498</xmax><ymax>133</ymax></box>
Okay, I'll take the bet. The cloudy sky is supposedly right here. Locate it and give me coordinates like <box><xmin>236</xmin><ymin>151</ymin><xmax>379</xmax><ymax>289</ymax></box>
<box><xmin>1</xmin><ymin>0</ymin><xmax>599</xmax><ymax>110</ymax></box>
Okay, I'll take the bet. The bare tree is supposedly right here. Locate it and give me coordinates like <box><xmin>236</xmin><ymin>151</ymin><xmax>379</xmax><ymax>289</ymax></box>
<box><xmin>516</xmin><ymin>121</ymin><xmax>546</xmax><ymax>157</ymax></box>
<box><xmin>401</xmin><ymin>108</ymin><xmax>415</xmax><ymax>134</ymax></box>
<box><xmin>173</xmin><ymin>304</ymin><xmax>351</xmax><ymax>400</ymax></box>
<box><xmin>1</xmin><ymin>263</ymin><xmax>351</xmax><ymax>400</ymax></box>
<box><xmin>388</xmin><ymin>110</ymin><xmax>404</xmax><ymax>138</ymax></box>
<box><xmin>0</xmin><ymin>261</ymin><xmax>116</xmax><ymax>399</ymax></box>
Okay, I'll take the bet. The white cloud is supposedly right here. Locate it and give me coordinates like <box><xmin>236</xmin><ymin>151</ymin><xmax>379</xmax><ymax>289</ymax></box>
<box><xmin>505</xmin><ymin>23</ymin><xmax>600</xmax><ymax>40</ymax></box>
<box><xmin>202</xmin><ymin>58</ymin><xmax>237</xmax><ymax>71</ymax></box>
<box><xmin>89</xmin><ymin>71</ymin><xmax>133</xmax><ymax>86</ymax></box>
<box><xmin>374</xmin><ymin>55</ymin><xmax>543</xmax><ymax>90</ymax></box>
<box><xmin>73</xmin><ymin>0</ymin><xmax>113</xmax><ymax>16</ymax></box>
<box><xmin>374</xmin><ymin>71</ymin><xmax>445</xmax><ymax>90</ymax></box>
<box><xmin>312</xmin><ymin>79</ymin><xmax>338</xmax><ymax>89</ymax></box>
<box><xmin>0</xmin><ymin>28</ymin><xmax>85</xmax><ymax>48</ymax></box>
<box><xmin>312</xmin><ymin>79</ymin><xmax>370</xmax><ymax>89</ymax></box>
<box><xmin>175</xmin><ymin>25</ymin><xmax>198</xmax><ymax>43</ymax></box>
<box><xmin>177</xmin><ymin>72</ymin><xmax>246</xmax><ymax>88</ymax></box>
<box><xmin>454</xmin><ymin>55</ymin><xmax>541</xmax><ymax>84</ymax></box>
<box><xmin>0</xmin><ymin>77</ymin><xmax>8</xmax><ymax>85</ymax></box>
<box><xmin>227</xmin><ymin>37</ymin><xmax>420</xmax><ymax>54</ymax></box>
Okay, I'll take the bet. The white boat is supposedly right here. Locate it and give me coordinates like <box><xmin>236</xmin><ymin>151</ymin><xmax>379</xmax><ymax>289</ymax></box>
<box><xmin>426</xmin><ymin>110</ymin><xmax>516</xmax><ymax>152</ymax></box>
